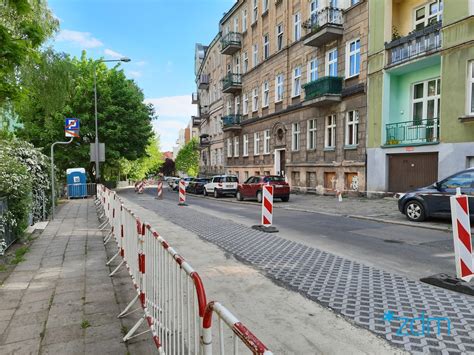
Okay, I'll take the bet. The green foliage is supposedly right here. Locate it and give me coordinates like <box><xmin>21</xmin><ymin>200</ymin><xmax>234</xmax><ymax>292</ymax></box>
<box><xmin>0</xmin><ymin>0</ymin><xmax>58</xmax><ymax>103</ymax></box>
<box><xmin>11</xmin><ymin>245</ymin><xmax>29</xmax><ymax>264</ymax></box>
<box><xmin>175</xmin><ymin>138</ymin><xmax>200</xmax><ymax>177</ymax></box>
<box><xmin>81</xmin><ymin>320</ymin><xmax>91</xmax><ymax>329</ymax></box>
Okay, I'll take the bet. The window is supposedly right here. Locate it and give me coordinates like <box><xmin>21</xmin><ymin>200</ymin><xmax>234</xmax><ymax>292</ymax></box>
<box><xmin>307</xmin><ymin>119</ymin><xmax>317</xmax><ymax>150</ymax></box>
<box><xmin>264</xmin><ymin>129</ymin><xmax>271</xmax><ymax>154</ymax></box>
<box><xmin>252</xmin><ymin>0</ymin><xmax>258</xmax><ymax>23</ymax></box>
<box><xmin>243</xmin><ymin>52</ymin><xmax>248</xmax><ymax>73</ymax></box>
<box><xmin>310</xmin><ymin>0</ymin><xmax>319</xmax><ymax>25</ymax></box>
<box><xmin>244</xmin><ymin>171</ymin><xmax>249</xmax><ymax>180</ymax></box>
<box><xmin>276</xmin><ymin>24</ymin><xmax>284</xmax><ymax>51</ymax></box>
<box><xmin>242</xmin><ymin>9</ymin><xmax>248</xmax><ymax>31</ymax></box>
<box><xmin>262</xmin><ymin>0</ymin><xmax>269</xmax><ymax>13</ymax></box>
<box><xmin>308</xmin><ymin>58</ymin><xmax>318</xmax><ymax>82</ymax></box>
<box><xmin>226</xmin><ymin>100</ymin><xmax>232</xmax><ymax>115</ymax></box>
<box><xmin>234</xmin><ymin>136</ymin><xmax>239</xmax><ymax>157</ymax></box>
<box><xmin>234</xmin><ymin>55</ymin><xmax>240</xmax><ymax>74</ymax></box>
<box><xmin>346</xmin><ymin>39</ymin><xmax>360</xmax><ymax>78</ymax></box>
<box><xmin>325</xmin><ymin>115</ymin><xmax>336</xmax><ymax>148</ymax></box>
<box><xmin>292</xmin><ymin>66</ymin><xmax>301</xmax><ymax>97</ymax></box>
<box><xmin>351</xmin><ymin>0</ymin><xmax>359</xmax><ymax>5</ymax></box>
<box><xmin>469</xmin><ymin>61</ymin><xmax>474</xmax><ymax>115</ymax></box>
<box><xmin>292</xmin><ymin>122</ymin><xmax>300</xmax><ymax>151</ymax></box>
<box><xmin>326</xmin><ymin>49</ymin><xmax>338</xmax><ymax>77</ymax></box>
<box><xmin>263</xmin><ymin>34</ymin><xmax>270</xmax><ymax>60</ymax></box>
<box><xmin>252</xmin><ymin>87</ymin><xmax>259</xmax><ymax>112</ymax></box>
<box><xmin>227</xmin><ymin>138</ymin><xmax>232</xmax><ymax>157</ymax></box>
<box><xmin>294</xmin><ymin>13</ymin><xmax>301</xmax><ymax>41</ymax></box>
<box><xmin>243</xmin><ymin>93</ymin><xmax>249</xmax><ymax>115</ymax></box>
<box><xmin>412</xmin><ymin>78</ymin><xmax>440</xmax><ymax>124</ymax></box>
<box><xmin>345</xmin><ymin>111</ymin><xmax>359</xmax><ymax>146</ymax></box>
<box><xmin>262</xmin><ymin>81</ymin><xmax>269</xmax><ymax>107</ymax></box>
<box><xmin>234</xmin><ymin>16</ymin><xmax>239</xmax><ymax>32</ymax></box>
<box><xmin>254</xmin><ymin>132</ymin><xmax>260</xmax><ymax>155</ymax></box>
<box><xmin>440</xmin><ymin>171</ymin><xmax>474</xmax><ymax>189</ymax></box>
<box><xmin>414</xmin><ymin>1</ymin><xmax>443</xmax><ymax>30</ymax></box>
<box><xmin>235</xmin><ymin>96</ymin><xmax>240</xmax><ymax>114</ymax></box>
<box><xmin>243</xmin><ymin>134</ymin><xmax>249</xmax><ymax>156</ymax></box>
<box><xmin>253</xmin><ymin>44</ymin><xmax>258</xmax><ymax>67</ymax></box>
<box><xmin>275</xmin><ymin>74</ymin><xmax>284</xmax><ymax>102</ymax></box>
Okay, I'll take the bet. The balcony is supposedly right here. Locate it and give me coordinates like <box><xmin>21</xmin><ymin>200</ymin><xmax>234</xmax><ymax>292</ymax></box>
<box><xmin>198</xmin><ymin>74</ymin><xmax>210</xmax><ymax>89</ymax></box>
<box><xmin>199</xmin><ymin>105</ymin><xmax>210</xmax><ymax>119</ymax></box>
<box><xmin>222</xmin><ymin>73</ymin><xmax>242</xmax><ymax>94</ymax></box>
<box><xmin>384</xmin><ymin>118</ymin><xmax>440</xmax><ymax>146</ymax></box>
<box><xmin>302</xmin><ymin>76</ymin><xmax>343</xmax><ymax>107</ymax></box>
<box><xmin>192</xmin><ymin>92</ymin><xmax>199</xmax><ymax>104</ymax></box>
<box><xmin>192</xmin><ymin>116</ymin><xmax>201</xmax><ymax>127</ymax></box>
<box><xmin>303</xmin><ymin>7</ymin><xmax>343</xmax><ymax>47</ymax></box>
<box><xmin>221</xmin><ymin>32</ymin><xmax>242</xmax><ymax>55</ymax></box>
<box><xmin>222</xmin><ymin>115</ymin><xmax>242</xmax><ymax>131</ymax></box>
<box><xmin>385</xmin><ymin>22</ymin><xmax>441</xmax><ymax>67</ymax></box>
<box><xmin>199</xmin><ymin>134</ymin><xmax>210</xmax><ymax>148</ymax></box>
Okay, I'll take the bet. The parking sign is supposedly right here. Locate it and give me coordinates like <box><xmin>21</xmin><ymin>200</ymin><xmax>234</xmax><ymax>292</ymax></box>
<box><xmin>65</xmin><ymin>118</ymin><xmax>80</xmax><ymax>137</ymax></box>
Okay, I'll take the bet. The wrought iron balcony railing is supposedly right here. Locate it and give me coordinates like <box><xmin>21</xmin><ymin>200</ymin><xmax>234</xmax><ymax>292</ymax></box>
<box><xmin>222</xmin><ymin>114</ymin><xmax>242</xmax><ymax>130</ymax></box>
<box><xmin>222</xmin><ymin>73</ymin><xmax>242</xmax><ymax>93</ymax></box>
<box><xmin>221</xmin><ymin>32</ymin><xmax>242</xmax><ymax>55</ymax></box>
<box><xmin>303</xmin><ymin>7</ymin><xmax>343</xmax><ymax>32</ymax></box>
<box><xmin>385</xmin><ymin>22</ymin><xmax>442</xmax><ymax>67</ymax></box>
<box><xmin>385</xmin><ymin>118</ymin><xmax>440</xmax><ymax>146</ymax></box>
<box><xmin>303</xmin><ymin>76</ymin><xmax>343</xmax><ymax>101</ymax></box>
<box><xmin>198</xmin><ymin>74</ymin><xmax>210</xmax><ymax>89</ymax></box>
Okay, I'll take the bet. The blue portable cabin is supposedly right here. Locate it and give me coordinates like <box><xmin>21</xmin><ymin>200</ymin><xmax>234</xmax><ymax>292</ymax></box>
<box><xmin>66</xmin><ymin>168</ymin><xmax>87</xmax><ymax>198</ymax></box>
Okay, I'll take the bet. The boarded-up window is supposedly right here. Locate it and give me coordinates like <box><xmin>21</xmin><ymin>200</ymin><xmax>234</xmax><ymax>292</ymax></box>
<box><xmin>307</xmin><ymin>172</ymin><xmax>317</xmax><ymax>187</ymax></box>
<box><xmin>324</xmin><ymin>172</ymin><xmax>336</xmax><ymax>190</ymax></box>
<box><xmin>345</xmin><ymin>173</ymin><xmax>359</xmax><ymax>191</ymax></box>
<box><xmin>292</xmin><ymin>171</ymin><xmax>301</xmax><ymax>186</ymax></box>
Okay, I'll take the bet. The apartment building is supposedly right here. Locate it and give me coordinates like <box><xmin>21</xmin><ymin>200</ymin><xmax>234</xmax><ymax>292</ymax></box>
<box><xmin>367</xmin><ymin>0</ymin><xmax>474</xmax><ymax>193</ymax></box>
<box><xmin>193</xmin><ymin>37</ymin><xmax>226</xmax><ymax>176</ymax></box>
<box><xmin>216</xmin><ymin>0</ymin><xmax>368</xmax><ymax>193</ymax></box>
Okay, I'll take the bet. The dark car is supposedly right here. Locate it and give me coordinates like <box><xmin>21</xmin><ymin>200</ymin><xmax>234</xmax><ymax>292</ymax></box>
<box><xmin>236</xmin><ymin>175</ymin><xmax>290</xmax><ymax>202</ymax></box>
<box><xmin>398</xmin><ymin>168</ymin><xmax>474</xmax><ymax>222</ymax></box>
<box><xmin>173</xmin><ymin>177</ymin><xmax>194</xmax><ymax>191</ymax></box>
<box><xmin>187</xmin><ymin>178</ymin><xmax>210</xmax><ymax>194</ymax></box>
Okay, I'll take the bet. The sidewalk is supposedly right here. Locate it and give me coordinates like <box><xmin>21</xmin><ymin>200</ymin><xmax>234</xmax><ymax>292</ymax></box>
<box><xmin>0</xmin><ymin>199</ymin><xmax>129</xmax><ymax>354</ymax></box>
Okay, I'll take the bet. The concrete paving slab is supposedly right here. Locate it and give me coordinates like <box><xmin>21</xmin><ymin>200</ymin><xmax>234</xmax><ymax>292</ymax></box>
<box><xmin>41</xmin><ymin>339</ymin><xmax>85</xmax><ymax>355</ymax></box>
<box><xmin>0</xmin><ymin>338</ymin><xmax>40</xmax><ymax>355</ymax></box>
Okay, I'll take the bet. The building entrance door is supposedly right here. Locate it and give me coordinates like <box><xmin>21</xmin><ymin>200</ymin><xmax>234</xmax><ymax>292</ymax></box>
<box><xmin>274</xmin><ymin>149</ymin><xmax>286</xmax><ymax>176</ymax></box>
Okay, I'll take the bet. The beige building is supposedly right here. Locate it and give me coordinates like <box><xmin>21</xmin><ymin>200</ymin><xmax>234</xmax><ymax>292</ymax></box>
<box><xmin>194</xmin><ymin>37</ymin><xmax>226</xmax><ymax>176</ymax></box>
<box><xmin>214</xmin><ymin>0</ymin><xmax>368</xmax><ymax>193</ymax></box>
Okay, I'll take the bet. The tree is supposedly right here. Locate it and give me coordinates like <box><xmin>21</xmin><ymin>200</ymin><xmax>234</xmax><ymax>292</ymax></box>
<box><xmin>0</xmin><ymin>0</ymin><xmax>58</xmax><ymax>103</ymax></box>
<box><xmin>175</xmin><ymin>138</ymin><xmax>200</xmax><ymax>177</ymax></box>
<box><xmin>16</xmin><ymin>50</ymin><xmax>155</xmax><ymax>182</ymax></box>
<box><xmin>160</xmin><ymin>158</ymin><xmax>176</xmax><ymax>176</ymax></box>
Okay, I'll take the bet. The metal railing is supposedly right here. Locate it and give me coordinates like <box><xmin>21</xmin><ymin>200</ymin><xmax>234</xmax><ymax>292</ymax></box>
<box><xmin>303</xmin><ymin>76</ymin><xmax>343</xmax><ymax>101</ymax></box>
<box><xmin>385</xmin><ymin>118</ymin><xmax>440</xmax><ymax>146</ymax></box>
<box><xmin>199</xmin><ymin>74</ymin><xmax>210</xmax><ymax>88</ymax></box>
<box><xmin>222</xmin><ymin>114</ymin><xmax>242</xmax><ymax>128</ymax></box>
<box><xmin>66</xmin><ymin>183</ymin><xmax>97</xmax><ymax>199</ymax></box>
<box><xmin>221</xmin><ymin>32</ymin><xmax>242</xmax><ymax>50</ymax></box>
<box><xmin>385</xmin><ymin>22</ymin><xmax>442</xmax><ymax>66</ymax></box>
<box><xmin>192</xmin><ymin>92</ymin><xmax>199</xmax><ymax>103</ymax></box>
<box><xmin>222</xmin><ymin>73</ymin><xmax>242</xmax><ymax>91</ymax></box>
<box><xmin>303</xmin><ymin>7</ymin><xmax>343</xmax><ymax>33</ymax></box>
<box><xmin>0</xmin><ymin>197</ymin><xmax>16</xmax><ymax>255</ymax></box>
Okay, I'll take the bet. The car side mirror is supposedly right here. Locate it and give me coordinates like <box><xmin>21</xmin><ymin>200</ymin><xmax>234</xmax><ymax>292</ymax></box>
<box><xmin>434</xmin><ymin>182</ymin><xmax>441</xmax><ymax>190</ymax></box>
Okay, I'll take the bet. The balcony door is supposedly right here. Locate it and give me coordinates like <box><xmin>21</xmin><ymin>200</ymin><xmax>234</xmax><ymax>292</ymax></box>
<box><xmin>414</xmin><ymin>0</ymin><xmax>443</xmax><ymax>31</ymax></box>
<box><xmin>310</xmin><ymin>0</ymin><xmax>319</xmax><ymax>25</ymax></box>
<box><xmin>411</xmin><ymin>78</ymin><xmax>440</xmax><ymax>141</ymax></box>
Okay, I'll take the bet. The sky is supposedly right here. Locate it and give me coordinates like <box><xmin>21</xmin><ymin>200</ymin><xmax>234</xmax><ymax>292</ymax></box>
<box><xmin>48</xmin><ymin>0</ymin><xmax>235</xmax><ymax>151</ymax></box>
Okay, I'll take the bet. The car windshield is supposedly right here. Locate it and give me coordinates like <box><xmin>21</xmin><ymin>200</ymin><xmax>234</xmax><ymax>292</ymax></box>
<box><xmin>223</xmin><ymin>176</ymin><xmax>238</xmax><ymax>183</ymax></box>
<box><xmin>263</xmin><ymin>176</ymin><xmax>285</xmax><ymax>182</ymax></box>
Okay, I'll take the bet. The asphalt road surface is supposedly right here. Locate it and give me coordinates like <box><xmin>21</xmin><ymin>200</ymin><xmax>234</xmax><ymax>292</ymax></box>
<box><xmin>136</xmin><ymin>187</ymin><xmax>454</xmax><ymax>281</ymax></box>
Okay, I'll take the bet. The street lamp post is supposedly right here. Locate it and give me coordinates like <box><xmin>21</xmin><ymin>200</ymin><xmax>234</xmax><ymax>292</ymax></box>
<box><xmin>93</xmin><ymin>57</ymin><xmax>131</xmax><ymax>182</ymax></box>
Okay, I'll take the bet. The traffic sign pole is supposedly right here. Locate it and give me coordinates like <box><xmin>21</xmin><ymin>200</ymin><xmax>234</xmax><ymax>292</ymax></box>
<box><xmin>50</xmin><ymin>138</ymin><xmax>74</xmax><ymax>220</ymax></box>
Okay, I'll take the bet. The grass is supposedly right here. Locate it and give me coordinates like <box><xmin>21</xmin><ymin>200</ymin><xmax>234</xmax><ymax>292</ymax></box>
<box><xmin>10</xmin><ymin>246</ymin><xmax>29</xmax><ymax>264</ymax></box>
<box><xmin>121</xmin><ymin>325</ymin><xmax>128</xmax><ymax>336</ymax></box>
<box><xmin>0</xmin><ymin>264</ymin><xmax>6</xmax><ymax>272</ymax></box>
<box><xmin>81</xmin><ymin>320</ymin><xmax>91</xmax><ymax>329</ymax></box>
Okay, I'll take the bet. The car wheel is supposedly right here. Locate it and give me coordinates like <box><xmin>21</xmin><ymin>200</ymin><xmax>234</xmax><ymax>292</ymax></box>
<box><xmin>257</xmin><ymin>191</ymin><xmax>262</xmax><ymax>203</ymax></box>
<box><xmin>203</xmin><ymin>188</ymin><xmax>208</xmax><ymax>196</ymax></box>
<box><xmin>405</xmin><ymin>200</ymin><xmax>426</xmax><ymax>222</ymax></box>
<box><xmin>214</xmin><ymin>189</ymin><xmax>219</xmax><ymax>198</ymax></box>
<box><xmin>281</xmin><ymin>196</ymin><xmax>289</xmax><ymax>202</ymax></box>
<box><xmin>236</xmin><ymin>191</ymin><xmax>243</xmax><ymax>201</ymax></box>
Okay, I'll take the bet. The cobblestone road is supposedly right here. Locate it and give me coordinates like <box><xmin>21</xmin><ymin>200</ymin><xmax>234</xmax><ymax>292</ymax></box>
<box><xmin>123</xmin><ymin>190</ymin><xmax>474</xmax><ymax>354</ymax></box>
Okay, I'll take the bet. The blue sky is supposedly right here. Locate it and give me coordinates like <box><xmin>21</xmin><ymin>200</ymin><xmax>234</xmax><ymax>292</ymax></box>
<box><xmin>48</xmin><ymin>0</ymin><xmax>234</xmax><ymax>151</ymax></box>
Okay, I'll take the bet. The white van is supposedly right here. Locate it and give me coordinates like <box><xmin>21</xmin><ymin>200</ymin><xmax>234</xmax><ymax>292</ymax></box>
<box><xmin>203</xmin><ymin>175</ymin><xmax>239</xmax><ymax>198</ymax></box>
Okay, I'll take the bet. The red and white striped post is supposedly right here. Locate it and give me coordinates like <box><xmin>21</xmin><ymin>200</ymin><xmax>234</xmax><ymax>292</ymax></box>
<box><xmin>450</xmin><ymin>188</ymin><xmax>474</xmax><ymax>282</ymax></box>
<box><xmin>155</xmin><ymin>181</ymin><xmax>163</xmax><ymax>200</ymax></box>
<box><xmin>138</xmin><ymin>181</ymin><xmax>144</xmax><ymax>194</ymax></box>
<box><xmin>178</xmin><ymin>179</ymin><xmax>187</xmax><ymax>206</ymax></box>
<box><xmin>262</xmin><ymin>185</ymin><xmax>273</xmax><ymax>226</ymax></box>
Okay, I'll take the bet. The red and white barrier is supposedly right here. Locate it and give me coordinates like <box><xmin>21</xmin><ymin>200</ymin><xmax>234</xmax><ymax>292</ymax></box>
<box><xmin>138</xmin><ymin>181</ymin><xmax>145</xmax><ymax>194</ymax></box>
<box><xmin>203</xmin><ymin>302</ymin><xmax>273</xmax><ymax>355</ymax></box>
<box><xmin>450</xmin><ymin>190</ymin><xmax>474</xmax><ymax>281</ymax></box>
<box><xmin>178</xmin><ymin>179</ymin><xmax>187</xmax><ymax>206</ymax></box>
<box><xmin>261</xmin><ymin>185</ymin><xmax>273</xmax><ymax>227</ymax></box>
<box><xmin>155</xmin><ymin>181</ymin><xmax>163</xmax><ymax>200</ymax></box>
<box><xmin>96</xmin><ymin>184</ymin><xmax>272</xmax><ymax>353</ymax></box>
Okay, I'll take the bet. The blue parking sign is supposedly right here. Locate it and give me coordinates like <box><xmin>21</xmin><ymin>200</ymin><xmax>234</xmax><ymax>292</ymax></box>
<box><xmin>65</xmin><ymin>118</ymin><xmax>80</xmax><ymax>137</ymax></box>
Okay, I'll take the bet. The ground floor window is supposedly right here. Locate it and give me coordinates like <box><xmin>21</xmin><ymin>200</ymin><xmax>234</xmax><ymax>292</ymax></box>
<box><xmin>345</xmin><ymin>172</ymin><xmax>359</xmax><ymax>191</ymax></box>
<box><xmin>324</xmin><ymin>172</ymin><xmax>337</xmax><ymax>190</ymax></box>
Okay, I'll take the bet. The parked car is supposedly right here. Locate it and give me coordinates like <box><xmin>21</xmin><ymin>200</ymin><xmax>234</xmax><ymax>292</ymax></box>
<box><xmin>168</xmin><ymin>178</ymin><xmax>180</xmax><ymax>191</ymax></box>
<box><xmin>172</xmin><ymin>177</ymin><xmax>194</xmax><ymax>191</ymax></box>
<box><xmin>204</xmin><ymin>175</ymin><xmax>239</xmax><ymax>198</ymax></box>
<box><xmin>398</xmin><ymin>168</ymin><xmax>474</xmax><ymax>222</ymax></box>
<box><xmin>187</xmin><ymin>178</ymin><xmax>211</xmax><ymax>194</ymax></box>
<box><xmin>236</xmin><ymin>175</ymin><xmax>290</xmax><ymax>202</ymax></box>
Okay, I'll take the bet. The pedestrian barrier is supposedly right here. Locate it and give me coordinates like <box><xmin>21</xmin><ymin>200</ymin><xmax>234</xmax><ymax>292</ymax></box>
<box><xmin>178</xmin><ymin>179</ymin><xmax>187</xmax><ymax>206</ymax></box>
<box><xmin>138</xmin><ymin>181</ymin><xmax>145</xmax><ymax>194</ymax></box>
<box><xmin>450</xmin><ymin>189</ymin><xmax>474</xmax><ymax>281</ymax></box>
<box><xmin>66</xmin><ymin>183</ymin><xmax>97</xmax><ymax>199</ymax></box>
<box><xmin>95</xmin><ymin>184</ymin><xmax>272</xmax><ymax>354</ymax></box>
<box><xmin>156</xmin><ymin>181</ymin><xmax>164</xmax><ymax>200</ymax></box>
<box><xmin>261</xmin><ymin>185</ymin><xmax>273</xmax><ymax>227</ymax></box>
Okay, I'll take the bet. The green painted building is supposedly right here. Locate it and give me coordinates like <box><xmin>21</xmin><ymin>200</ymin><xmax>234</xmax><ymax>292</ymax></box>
<box><xmin>367</xmin><ymin>0</ymin><xmax>474</xmax><ymax>193</ymax></box>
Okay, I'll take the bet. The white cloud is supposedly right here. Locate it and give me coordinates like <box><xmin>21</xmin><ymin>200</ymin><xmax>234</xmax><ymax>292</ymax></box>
<box><xmin>104</xmin><ymin>48</ymin><xmax>125</xmax><ymax>59</ymax></box>
<box><xmin>128</xmin><ymin>70</ymin><xmax>142</xmax><ymax>78</ymax></box>
<box><xmin>56</xmin><ymin>29</ymin><xmax>103</xmax><ymax>48</ymax></box>
<box><xmin>145</xmin><ymin>95</ymin><xmax>197</xmax><ymax>151</ymax></box>
<box><xmin>135</xmin><ymin>61</ymin><xmax>147</xmax><ymax>67</ymax></box>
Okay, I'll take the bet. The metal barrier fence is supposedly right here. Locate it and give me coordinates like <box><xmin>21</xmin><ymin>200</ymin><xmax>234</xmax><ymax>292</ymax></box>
<box><xmin>66</xmin><ymin>183</ymin><xmax>97</xmax><ymax>199</ymax></box>
<box><xmin>0</xmin><ymin>197</ymin><xmax>16</xmax><ymax>255</ymax></box>
<box><xmin>96</xmin><ymin>185</ymin><xmax>272</xmax><ymax>354</ymax></box>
